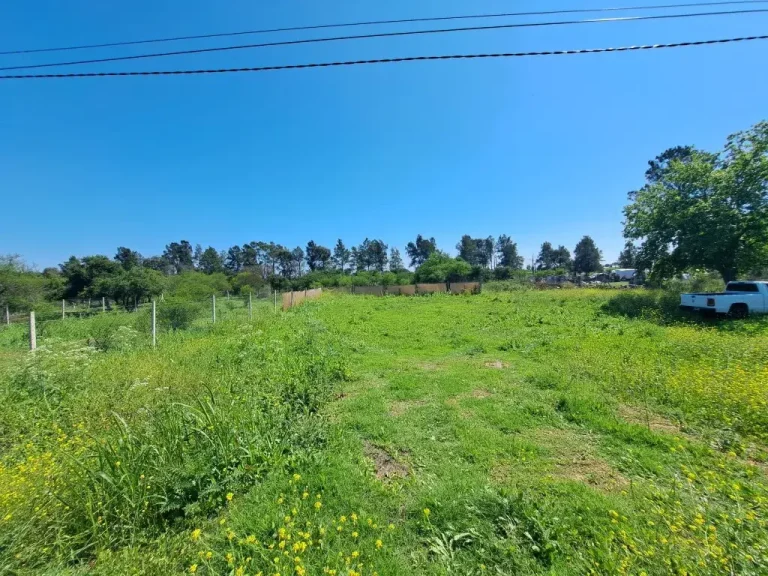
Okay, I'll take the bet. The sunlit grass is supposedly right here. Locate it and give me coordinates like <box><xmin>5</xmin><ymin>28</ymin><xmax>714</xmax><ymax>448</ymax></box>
<box><xmin>1</xmin><ymin>289</ymin><xmax>767</xmax><ymax>574</ymax></box>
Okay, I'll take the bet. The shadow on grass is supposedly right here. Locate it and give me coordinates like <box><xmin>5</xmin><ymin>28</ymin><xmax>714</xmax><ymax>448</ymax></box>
<box><xmin>600</xmin><ymin>290</ymin><xmax>768</xmax><ymax>333</ymax></box>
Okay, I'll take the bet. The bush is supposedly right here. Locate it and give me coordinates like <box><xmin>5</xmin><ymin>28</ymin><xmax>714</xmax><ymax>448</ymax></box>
<box><xmin>414</xmin><ymin>253</ymin><xmax>471</xmax><ymax>283</ymax></box>
<box><xmin>157</xmin><ymin>298</ymin><xmax>203</xmax><ymax>331</ymax></box>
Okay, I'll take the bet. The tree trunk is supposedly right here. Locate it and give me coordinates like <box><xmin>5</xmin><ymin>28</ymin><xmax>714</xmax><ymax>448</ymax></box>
<box><xmin>719</xmin><ymin>268</ymin><xmax>737</xmax><ymax>284</ymax></box>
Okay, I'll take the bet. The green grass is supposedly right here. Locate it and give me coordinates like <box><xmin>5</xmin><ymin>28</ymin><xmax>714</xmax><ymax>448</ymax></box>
<box><xmin>2</xmin><ymin>290</ymin><xmax>768</xmax><ymax>575</ymax></box>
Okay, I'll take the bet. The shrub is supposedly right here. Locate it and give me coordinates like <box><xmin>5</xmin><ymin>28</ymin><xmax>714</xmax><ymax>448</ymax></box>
<box><xmin>157</xmin><ymin>298</ymin><xmax>203</xmax><ymax>331</ymax></box>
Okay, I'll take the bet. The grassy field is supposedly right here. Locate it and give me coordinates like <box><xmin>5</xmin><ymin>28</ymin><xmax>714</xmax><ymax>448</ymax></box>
<box><xmin>1</xmin><ymin>289</ymin><xmax>768</xmax><ymax>575</ymax></box>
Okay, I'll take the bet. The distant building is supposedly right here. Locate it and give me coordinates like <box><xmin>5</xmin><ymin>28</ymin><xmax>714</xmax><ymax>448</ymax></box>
<box><xmin>613</xmin><ymin>269</ymin><xmax>637</xmax><ymax>280</ymax></box>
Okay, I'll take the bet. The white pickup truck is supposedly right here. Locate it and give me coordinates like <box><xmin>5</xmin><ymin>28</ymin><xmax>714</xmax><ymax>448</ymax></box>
<box><xmin>680</xmin><ymin>281</ymin><xmax>768</xmax><ymax>318</ymax></box>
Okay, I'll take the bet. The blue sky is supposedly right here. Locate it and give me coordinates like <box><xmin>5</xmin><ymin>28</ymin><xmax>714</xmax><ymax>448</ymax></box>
<box><xmin>1</xmin><ymin>0</ymin><xmax>767</xmax><ymax>269</ymax></box>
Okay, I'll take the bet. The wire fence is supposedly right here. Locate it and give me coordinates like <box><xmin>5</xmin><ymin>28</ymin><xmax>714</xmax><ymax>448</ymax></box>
<box><xmin>1</xmin><ymin>287</ymin><xmax>282</xmax><ymax>351</ymax></box>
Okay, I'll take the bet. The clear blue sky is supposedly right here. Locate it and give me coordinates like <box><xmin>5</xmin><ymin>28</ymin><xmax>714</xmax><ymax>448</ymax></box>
<box><xmin>2</xmin><ymin>0</ymin><xmax>767</xmax><ymax>269</ymax></box>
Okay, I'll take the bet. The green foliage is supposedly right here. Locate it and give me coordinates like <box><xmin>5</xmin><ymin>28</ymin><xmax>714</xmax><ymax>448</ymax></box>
<box><xmin>414</xmin><ymin>252</ymin><xmax>471</xmax><ymax>283</ymax></box>
<box><xmin>497</xmin><ymin>235</ymin><xmax>524</xmax><ymax>269</ymax></box>
<box><xmin>198</xmin><ymin>247</ymin><xmax>225</xmax><ymax>274</ymax></box>
<box><xmin>616</xmin><ymin>241</ymin><xmax>638</xmax><ymax>268</ymax></box>
<box><xmin>332</xmin><ymin>239</ymin><xmax>351</xmax><ymax>272</ymax></box>
<box><xmin>624</xmin><ymin>121</ymin><xmax>768</xmax><ymax>282</ymax></box>
<box><xmin>230</xmin><ymin>270</ymin><xmax>266</xmax><ymax>294</ymax></box>
<box><xmin>165</xmin><ymin>272</ymin><xmax>230</xmax><ymax>300</ymax></box>
<box><xmin>388</xmin><ymin>248</ymin><xmax>405</xmax><ymax>272</ymax></box>
<box><xmin>95</xmin><ymin>267</ymin><xmax>165</xmax><ymax>308</ymax></box>
<box><xmin>305</xmin><ymin>241</ymin><xmax>332</xmax><ymax>271</ymax></box>
<box><xmin>162</xmin><ymin>240</ymin><xmax>194</xmax><ymax>274</ymax></box>
<box><xmin>157</xmin><ymin>298</ymin><xmax>203</xmax><ymax>331</ymax></box>
<box><xmin>0</xmin><ymin>255</ymin><xmax>49</xmax><ymax>312</ymax></box>
<box><xmin>572</xmin><ymin>236</ymin><xmax>603</xmax><ymax>274</ymax></box>
<box><xmin>456</xmin><ymin>235</ymin><xmax>493</xmax><ymax>267</ymax></box>
<box><xmin>405</xmin><ymin>235</ymin><xmax>437</xmax><ymax>267</ymax></box>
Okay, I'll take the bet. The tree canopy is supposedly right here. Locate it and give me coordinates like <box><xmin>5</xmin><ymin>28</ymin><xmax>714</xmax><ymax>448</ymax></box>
<box><xmin>573</xmin><ymin>236</ymin><xmax>603</xmax><ymax>274</ymax></box>
<box><xmin>624</xmin><ymin>121</ymin><xmax>768</xmax><ymax>282</ymax></box>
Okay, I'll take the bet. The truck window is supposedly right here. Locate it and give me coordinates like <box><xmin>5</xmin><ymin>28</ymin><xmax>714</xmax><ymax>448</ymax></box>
<box><xmin>726</xmin><ymin>282</ymin><xmax>759</xmax><ymax>292</ymax></box>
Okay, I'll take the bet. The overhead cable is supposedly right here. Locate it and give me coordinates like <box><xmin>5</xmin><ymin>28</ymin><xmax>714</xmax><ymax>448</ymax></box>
<box><xmin>1</xmin><ymin>8</ymin><xmax>767</xmax><ymax>72</ymax></box>
<box><xmin>2</xmin><ymin>0</ymin><xmax>766</xmax><ymax>56</ymax></box>
<box><xmin>2</xmin><ymin>34</ymin><xmax>765</xmax><ymax>80</ymax></box>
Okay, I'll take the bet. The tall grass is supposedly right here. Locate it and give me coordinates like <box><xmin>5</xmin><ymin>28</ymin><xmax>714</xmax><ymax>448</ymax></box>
<box><xmin>0</xmin><ymin>310</ymin><xmax>347</xmax><ymax>571</ymax></box>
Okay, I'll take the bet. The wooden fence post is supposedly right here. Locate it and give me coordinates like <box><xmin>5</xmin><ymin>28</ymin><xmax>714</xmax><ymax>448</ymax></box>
<box><xmin>62</xmin><ymin>299</ymin><xmax>65</xmax><ymax>320</ymax></box>
<box><xmin>5</xmin><ymin>304</ymin><xmax>9</xmax><ymax>326</ymax></box>
<box><xmin>152</xmin><ymin>300</ymin><xmax>157</xmax><ymax>348</ymax></box>
<box><xmin>212</xmin><ymin>294</ymin><xmax>216</xmax><ymax>323</ymax></box>
<box><xmin>248</xmin><ymin>292</ymin><xmax>253</xmax><ymax>320</ymax></box>
<box><xmin>29</xmin><ymin>311</ymin><xmax>36</xmax><ymax>350</ymax></box>
<box><xmin>102</xmin><ymin>297</ymin><xmax>106</xmax><ymax>312</ymax></box>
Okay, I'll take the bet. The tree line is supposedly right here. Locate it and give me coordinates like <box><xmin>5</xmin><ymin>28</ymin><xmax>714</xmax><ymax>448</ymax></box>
<box><xmin>2</xmin><ymin>232</ymin><xmax>611</xmax><ymax>312</ymax></box>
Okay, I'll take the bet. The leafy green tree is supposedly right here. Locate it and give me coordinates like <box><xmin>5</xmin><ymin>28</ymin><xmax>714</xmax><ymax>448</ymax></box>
<box><xmin>405</xmin><ymin>235</ymin><xmax>437</xmax><ymax>267</ymax></box>
<box><xmin>193</xmin><ymin>244</ymin><xmax>203</xmax><ymax>268</ymax></box>
<box><xmin>95</xmin><ymin>267</ymin><xmax>164</xmax><ymax>308</ymax></box>
<box><xmin>305</xmin><ymin>241</ymin><xmax>332</xmax><ymax>271</ymax></box>
<box><xmin>368</xmin><ymin>240</ymin><xmax>388</xmax><ymax>272</ymax></box>
<box><xmin>484</xmin><ymin>237</ymin><xmax>496</xmax><ymax>269</ymax></box>
<box><xmin>456</xmin><ymin>235</ymin><xmax>476</xmax><ymax>264</ymax></box>
<box><xmin>497</xmin><ymin>235</ymin><xmax>524</xmax><ymax>269</ymax></box>
<box><xmin>536</xmin><ymin>242</ymin><xmax>557</xmax><ymax>270</ymax></box>
<box><xmin>624</xmin><ymin>121</ymin><xmax>768</xmax><ymax>282</ymax></box>
<box><xmin>553</xmin><ymin>246</ymin><xmax>572</xmax><ymax>270</ymax></box>
<box><xmin>291</xmin><ymin>247</ymin><xmax>305</xmax><ymax>277</ymax></box>
<box><xmin>165</xmin><ymin>272</ymin><xmax>230</xmax><ymax>299</ymax></box>
<box><xmin>162</xmin><ymin>240</ymin><xmax>194</xmax><ymax>274</ymax></box>
<box><xmin>414</xmin><ymin>252</ymin><xmax>471</xmax><ymax>283</ymax></box>
<box><xmin>225</xmin><ymin>246</ymin><xmax>243</xmax><ymax>273</ymax></box>
<box><xmin>241</xmin><ymin>242</ymin><xmax>258</xmax><ymax>269</ymax></box>
<box><xmin>115</xmin><ymin>247</ymin><xmax>142</xmax><ymax>270</ymax></box>
<box><xmin>60</xmin><ymin>255</ymin><xmax>120</xmax><ymax>299</ymax></box>
<box><xmin>199</xmin><ymin>247</ymin><xmax>225</xmax><ymax>274</ymax></box>
<box><xmin>142</xmin><ymin>256</ymin><xmax>168</xmax><ymax>273</ymax></box>
<box><xmin>333</xmin><ymin>239</ymin><xmax>351</xmax><ymax>272</ymax></box>
<box><xmin>617</xmin><ymin>241</ymin><xmax>638</xmax><ymax>268</ymax></box>
<box><xmin>573</xmin><ymin>236</ymin><xmax>603</xmax><ymax>274</ymax></box>
<box><xmin>389</xmin><ymin>248</ymin><xmax>405</xmax><ymax>272</ymax></box>
<box><xmin>0</xmin><ymin>255</ymin><xmax>48</xmax><ymax>312</ymax></box>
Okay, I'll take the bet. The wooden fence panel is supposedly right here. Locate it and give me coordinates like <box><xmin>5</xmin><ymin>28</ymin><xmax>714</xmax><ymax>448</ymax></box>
<box><xmin>449</xmin><ymin>282</ymin><xmax>481</xmax><ymax>294</ymax></box>
<box><xmin>416</xmin><ymin>283</ymin><xmax>447</xmax><ymax>294</ymax></box>
<box><xmin>353</xmin><ymin>286</ymin><xmax>384</xmax><ymax>296</ymax></box>
<box><xmin>387</xmin><ymin>285</ymin><xmax>416</xmax><ymax>296</ymax></box>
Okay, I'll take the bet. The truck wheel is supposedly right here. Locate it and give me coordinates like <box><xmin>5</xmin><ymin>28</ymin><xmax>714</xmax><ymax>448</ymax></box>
<box><xmin>728</xmin><ymin>304</ymin><xmax>749</xmax><ymax>319</ymax></box>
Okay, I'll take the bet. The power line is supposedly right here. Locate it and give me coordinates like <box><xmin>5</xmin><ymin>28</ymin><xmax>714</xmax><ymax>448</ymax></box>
<box><xmin>2</xmin><ymin>7</ymin><xmax>767</xmax><ymax>72</ymax></box>
<box><xmin>1</xmin><ymin>35</ymin><xmax>765</xmax><ymax>80</ymax></box>
<box><xmin>2</xmin><ymin>0</ymin><xmax>766</xmax><ymax>56</ymax></box>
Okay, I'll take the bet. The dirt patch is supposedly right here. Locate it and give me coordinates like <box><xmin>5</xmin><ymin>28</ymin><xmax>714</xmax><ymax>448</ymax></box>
<box><xmin>417</xmin><ymin>361</ymin><xmax>442</xmax><ymax>371</ymax></box>
<box><xmin>531</xmin><ymin>428</ymin><xmax>629</xmax><ymax>492</ymax></box>
<box><xmin>490</xmin><ymin>463</ymin><xmax>514</xmax><ymax>484</ymax></box>
<box><xmin>363</xmin><ymin>441</ymin><xmax>409</xmax><ymax>481</ymax></box>
<box><xmin>618</xmin><ymin>405</ymin><xmax>680</xmax><ymax>434</ymax></box>
<box><xmin>388</xmin><ymin>399</ymin><xmax>426</xmax><ymax>417</ymax></box>
<box><xmin>445</xmin><ymin>388</ymin><xmax>493</xmax><ymax>411</ymax></box>
<box><xmin>484</xmin><ymin>360</ymin><xmax>509</xmax><ymax>369</ymax></box>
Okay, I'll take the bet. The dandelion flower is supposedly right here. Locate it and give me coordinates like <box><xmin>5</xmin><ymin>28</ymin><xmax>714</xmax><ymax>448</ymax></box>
<box><xmin>189</xmin><ymin>565</ymin><xmax>198</xmax><ymax>574</ymax></box>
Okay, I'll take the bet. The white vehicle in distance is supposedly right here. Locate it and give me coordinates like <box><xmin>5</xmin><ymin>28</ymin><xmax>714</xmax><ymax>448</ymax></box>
<box><xmin>680</xmin><ymin>281</ymin><xmax>768</xmax><ymax>318</ymax></box>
